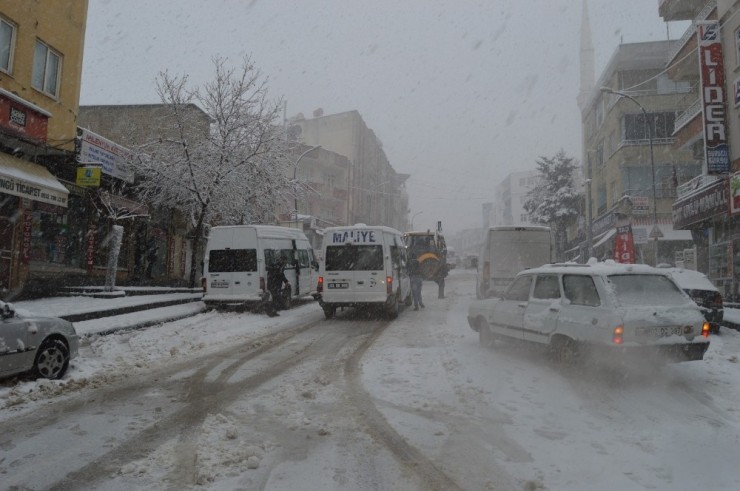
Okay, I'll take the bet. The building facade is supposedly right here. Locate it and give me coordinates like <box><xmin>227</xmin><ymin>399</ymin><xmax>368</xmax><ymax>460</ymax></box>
<box><xmin>78</xmin><ymin>104</ymin><xmax>214</xmax><ymax>284</ymax></box>
<box><xmin>489</xmin><ymin>170</ymin><xmax>540</xmax><ymax>227</ymax></box>
<box><xmin>662</xmin><ymin>0</ymin><xmax>740</xmax><ymax>298</ymax></box>
<box><xmin>579</xmin><ymin>39</ymin><xmax>699</xmax><ymax>264</ymax></box>
<box><xmin>290</xmin><ymin>110</ymin><xmax>409</xmax><ymax>231</ymax></box>
<box><xmin>0</xmin><ymin>1</ymin><xmax>89</xmax><ymax>298</ymax></box>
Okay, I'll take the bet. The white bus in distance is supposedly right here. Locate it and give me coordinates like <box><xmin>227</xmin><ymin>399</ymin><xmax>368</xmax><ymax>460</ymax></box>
<box><xmin>317</xmin><ymin>224</ymin><xmax>412</xmax><ymax>319</ymax></box>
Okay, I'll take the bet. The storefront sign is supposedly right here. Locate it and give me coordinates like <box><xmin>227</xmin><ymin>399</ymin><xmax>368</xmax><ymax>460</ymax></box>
<box><xmin>76</xmin><ymin>165</ymin><xmax>102</xmax><ymax>187</ymax></box>
<box><xmin>21</xmin><ymin>211</ymin><xmax>33</xmax><ymax>263</ymax></box>
<box><xmin>85</xmin><ymin>227</ymin><xmax>97</xmax><ymax>270</ymax></box>
<box><xmin>730</xmin><ymin>172</ymin><xmax>740</xmax><ymax>214</ymax></box>
<box><xmin>0</xmin><ymin>168</ymin><xmax>68</xmax><ymax>207</ymax></box>
<box><xmin>698</xmin><ymin>21</ymin><xmax>731</xmax><ymax>174</ymax></box>
<box><xmin>0</xmin><ymin>89</ymin><xmax>49</xmax><ymax>141</ymax></box>
<box><xmin>672</xmin><ymin>179</ymin><xmax>728</xmax><ymax>229</ymax></box>
<box><xmin>631</xmin><ymin>196</ymin><xmax>649</xmax><ymax>216</ymax></box>
<box><xmin>76</xmin><ymin>127</ymin><xmax>134</xmax><ymax>183</ymax></box>
<box><xmin>613</xmin><ymin>225</ymin><xmax>636</xmax><ymax>264</ymax></box>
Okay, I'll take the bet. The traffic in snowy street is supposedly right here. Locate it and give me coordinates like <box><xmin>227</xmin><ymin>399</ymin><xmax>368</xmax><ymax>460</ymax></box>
<box><xmin>2</xmin><ymin>270</ymin><xmax>739</xmax><ymax>491</ymax></box>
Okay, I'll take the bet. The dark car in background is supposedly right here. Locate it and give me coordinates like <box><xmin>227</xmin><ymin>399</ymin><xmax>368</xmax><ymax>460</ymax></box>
<box><xmin>662</xmin><ymin>268</ymin><xmax>723</xmax><ymax>334</ymax></box>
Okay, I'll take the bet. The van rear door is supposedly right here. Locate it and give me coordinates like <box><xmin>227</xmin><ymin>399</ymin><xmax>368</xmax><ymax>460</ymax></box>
<box><xmin>206</xmin><ymin>227</ymin><xmax>259</xmax><ymax>298</ymax></box>
<box><xmin>324</xmin><ymin>243</ymin><xmax>385</xmax><ymax>299</ymax></box>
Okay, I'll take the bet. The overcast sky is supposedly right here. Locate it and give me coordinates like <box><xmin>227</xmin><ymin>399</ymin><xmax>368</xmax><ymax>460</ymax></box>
<box><xmin>80</xmin><ymin>0</ymin><xmax>687</xmax><ymax>235</ymax></box>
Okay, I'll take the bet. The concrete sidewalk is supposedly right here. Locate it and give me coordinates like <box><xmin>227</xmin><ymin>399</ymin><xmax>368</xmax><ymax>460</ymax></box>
<box><xmin>12</xmin><ymin>287</ymin><xmax>207</xmax><ymax>337</ymax></box>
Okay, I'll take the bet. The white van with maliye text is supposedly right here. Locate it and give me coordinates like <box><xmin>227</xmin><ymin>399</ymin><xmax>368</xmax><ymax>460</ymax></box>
<box><xmin>316</xmin><ymin>224</ymin><xmax>411</xmax><ymax>319</ymax></box>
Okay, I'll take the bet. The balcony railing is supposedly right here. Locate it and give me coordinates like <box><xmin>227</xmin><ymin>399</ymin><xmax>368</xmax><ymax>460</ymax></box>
<box><xmin>666</xmin><ymin>0</ymin><xmax>716</xmax><ymax>64</ymax></box>
<box><xmin>676</xmin><ymin>173</ymin><xmax>721</xmax><ymax>199</ymax></box>
<box><xmin>674</xmin><ymin>97</ymin><xmax>701</xmax><ymax>133</ymax></box>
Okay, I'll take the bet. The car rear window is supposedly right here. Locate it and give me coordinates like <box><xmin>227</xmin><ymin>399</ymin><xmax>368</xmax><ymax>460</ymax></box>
<box><xmin>608</xmin><ymin>274</ymin><xmax>687</xmax><ymax>306</ymax></box>
<box><xmin>325</xmin><ymin>245</ymin><xmax>384</xmax><ymax>271</ymax></box>
<box><xmin>208</xmin><ymin>249</ymin><xmax>258</xmax><ymax>272</ymax></box>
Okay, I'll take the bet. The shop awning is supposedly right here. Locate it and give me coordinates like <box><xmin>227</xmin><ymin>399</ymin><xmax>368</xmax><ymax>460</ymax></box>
<box><xmin>592</xmin><ymin>229</ymin><xmax>616</xmax><ymax>249</ymax></box>
<box><xmin>0</xmin><ymin>152</ymin><xmax>69</xmax><ymax>207</ymax></box>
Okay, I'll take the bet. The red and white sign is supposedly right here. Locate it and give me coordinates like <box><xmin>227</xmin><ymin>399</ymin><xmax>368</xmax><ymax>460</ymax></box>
<box><xmin>21</xmin><ymin>211</ymin><xmax>33</xmax><ymax>263</ymax></box>
<box><xmin>613</xmin><ymin>225</ymin><xmax>636</xmax><ymax>264</ymax></box>
<box><xmin>697</xmin><ymin>21</ymin><xmax>730</xmax><ymax>174</ymax></box>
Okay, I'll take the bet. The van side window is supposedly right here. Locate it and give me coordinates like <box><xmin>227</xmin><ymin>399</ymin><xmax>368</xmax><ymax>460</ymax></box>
<box><xmin>209</xmin><ymin>249</ymin><xmax>257</xmax><ymax>272</ymax></box>
<box><xmin>390</xmin><ymin>245</ymin><xmax>401</xmax><ymax>269</ymax></box>
<box><xmin>533</xmin><ymin>274</ymin><xmax>560</xmax><ymax>299</ymax></box>
<box><xmin>505</xmin><ymin>275</ymin><xmax>532</xmax><ymax>301</ymax></box>
<box><xmin>563</xmin><ymin>275</ymin><xmax>601</xmax><ymax>306</ymax></box>
<box><xmin>265</xmin><ymin>249</ymin><xmax>296</xmax><ymax>266</ymax></box>
<box><xmin>297</xmin><ymin>250</ymin><xmax>310</xmax><ymax>268</ymax></box>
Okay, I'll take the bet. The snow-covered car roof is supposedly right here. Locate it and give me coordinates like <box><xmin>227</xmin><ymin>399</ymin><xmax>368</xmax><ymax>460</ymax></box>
<box><xmin>660</xmin><ymin>268</ymin><xmax>719</xmax><ymax>292</ymax></box>
<box><xmin>518</xmin><ymin>259</ymin><xmax>667</xmax><ymax>277</ymax></box>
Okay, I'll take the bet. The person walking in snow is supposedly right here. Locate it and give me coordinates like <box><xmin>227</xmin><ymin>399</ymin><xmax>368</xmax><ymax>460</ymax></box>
<box><xmin>409</xmin><ymin>253</ymin><xmax>424</xmax><ymax>310</ymax></box>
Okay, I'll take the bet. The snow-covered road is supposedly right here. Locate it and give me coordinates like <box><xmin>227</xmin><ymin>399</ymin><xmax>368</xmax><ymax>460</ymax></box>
<box><xmin>1</xmin><ymin>270</ymin><xmax>739</xmax><ymax>490</ymax></box>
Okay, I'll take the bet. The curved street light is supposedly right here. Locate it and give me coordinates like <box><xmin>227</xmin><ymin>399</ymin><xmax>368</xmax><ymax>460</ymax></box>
<box><xmin>600</xmin><ymin>86</ymin><xmax>659</xmax><ymax>265</ymax></box>
<box><xmin>411</xmin><ymin>211</ymin><xmax>423</xmax><ymax>230</ymax></box>
<box><xmin>293</xmin><ymin>145</ymin><xmax>322</xmax><ymax>222</ymax></box>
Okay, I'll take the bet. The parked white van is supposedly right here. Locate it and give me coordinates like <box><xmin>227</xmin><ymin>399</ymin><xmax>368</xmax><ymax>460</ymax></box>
<box><xmin>317</xmin><ymin>224</ymin><xmax>412</xmax><ymax>319</ymax></box>
<box><xmin>202</xmin><ymin>225</ymin><xmax>318</xmax><ymax>310</ymax></box>
<box><xmin>477</xmin><ymin>225</ymin><xmax>553</xmax><ymax>299</ymax></box>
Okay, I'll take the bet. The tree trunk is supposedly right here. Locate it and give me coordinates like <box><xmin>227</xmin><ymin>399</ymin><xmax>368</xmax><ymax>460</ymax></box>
<box><xmin>105</xmin><ymin>224</ymin><xmax>124</xmax><ymax>292</ymax></box>
<box><xmin>188</xmin><ymin>209</ymin><xmax>206</xmax><ymax>288</ymax></box>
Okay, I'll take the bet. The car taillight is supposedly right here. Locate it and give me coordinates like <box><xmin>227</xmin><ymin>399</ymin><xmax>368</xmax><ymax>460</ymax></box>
<box><xmin>612</xmin><ymin>325</ymin><xmax>624</xmax><ymax>345</ymax></box>
<box><xmin>317</xmin><ymin>276</ymin><xmax>324</xmax><ymax>293</ymax></box>
<box><xmin>259</xmin><ymin>277</ymin><xmax>266</xmax><ymax>292</ymax></box>
<box><xmin>702</xmin><ymin>321</ymin><xmax>710</xmax><ymax>338</ymax></box>
<box><xmin>386</xmin><ymin>276</ymin><xmax>393</xmax><ymax>295</ymax></box>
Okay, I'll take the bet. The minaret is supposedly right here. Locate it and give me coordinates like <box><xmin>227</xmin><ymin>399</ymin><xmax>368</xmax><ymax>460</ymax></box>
<box><xmin>577</xmin><ymin>0</ymin><xmax>595</xmax><ymax>112</ymax></box>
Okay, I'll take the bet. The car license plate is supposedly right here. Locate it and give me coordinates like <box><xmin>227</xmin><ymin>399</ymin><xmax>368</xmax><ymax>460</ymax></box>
<box><xmin>636</xmin><ymin>326</ymin><xmax>685</xmax><ymax>337</ymax></box>
<box><xmin>210</xmin><ymin>280</ymin><xmax>229</xmax><ymax>288</ymax></box>
<box><xmin>328</xmin><ymin>282</ymin><xmax>349</xmax><ymax>289</ymax></box>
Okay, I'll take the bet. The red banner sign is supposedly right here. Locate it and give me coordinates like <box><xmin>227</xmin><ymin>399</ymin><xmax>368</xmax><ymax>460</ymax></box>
<box><xmin>85</xmin><ymin>227</ymin><xmax>96</xmax><ymax>270</ymax></box>
<box><xmin>613</xmin><ymin>225</ymin><xmax>636</xmax><ymax>264</ymax></box>
<box><xmin>698</xmin><ymin>21</ymin><xmax>730</xmax><ymax>174</ymax></box>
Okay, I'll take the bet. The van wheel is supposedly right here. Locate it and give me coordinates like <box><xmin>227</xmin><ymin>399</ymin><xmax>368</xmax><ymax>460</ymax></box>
<box><xmin>386</xmin><ymin>295</ymin><xmax>399</xmax><ymax>320</ymax></box>
<box><xmin>552</xmin><ymin>337</ymin><xmax>579</xmax><ymax>370</ymax></box>
<box><xmin>478</xmin><ymin>321</ymin><xmax>494</xmax><ymax>349</ymax></box>
<box><xmin>323</xmin><ymin>305</ymin><xmax>336</xmax><ymax>319</ymax></box>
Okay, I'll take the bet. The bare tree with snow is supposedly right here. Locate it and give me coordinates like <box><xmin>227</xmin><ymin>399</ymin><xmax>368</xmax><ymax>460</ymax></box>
<box><xmin>131</xmin><ymin>55</ymin><xmax>291</xmax><ymax>287</ymax></box>
<box><xmin>523</xmin><ymin>150</ymin><xmax>583</xmax><ymax>261</ymax></box>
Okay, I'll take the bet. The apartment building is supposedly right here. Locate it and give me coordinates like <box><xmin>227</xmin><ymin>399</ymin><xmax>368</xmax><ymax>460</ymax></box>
<box><xmin>290</xmin><ymin>110</ymin><xmax>409</xmax><ymax>231</ymax></box>
<box><xmin>0</xmin><ymin>1</ymin><xmax>88</xmax><ymax>296</ymax></box>
<box><xmin>579</xmin><ymin>39</ymin><xmax>699</xmax><ymax>264</ymax></box>
<box><xmin>662</xmin><ymin>0</ymin><xmax>740</xmax><ymax>297</ymax></box>
<box><xmin>489</xmin><ymin>170</ymin><xmax>540</xmax><ymax>227</ymax></box>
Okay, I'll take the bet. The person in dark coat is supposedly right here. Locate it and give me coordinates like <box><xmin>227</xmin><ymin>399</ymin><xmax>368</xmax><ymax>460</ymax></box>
<box><xmin>435</xmin><ymin>261</ymin><xmax>449</xmax><ymax>299</ymax></box>
<box><xmin>408</xmin><ymin>254</ymin><xmax>424</xmax><ymax>310</ymax></box>
<box><xmin>265</xmin><ymin>255</ymin><xmax>290</xmax><ymax>316</ymax></box>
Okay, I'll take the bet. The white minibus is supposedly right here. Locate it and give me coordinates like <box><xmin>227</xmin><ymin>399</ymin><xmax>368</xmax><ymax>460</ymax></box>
<box><xmin>317</xmin><ymin>224</ymin><xmax>411</xmax><ymax>319</ymax></box>
<box><xmin>202</xmin><ymin>225</ymin><xmax>318</xmax><ymax>310</ymax></box>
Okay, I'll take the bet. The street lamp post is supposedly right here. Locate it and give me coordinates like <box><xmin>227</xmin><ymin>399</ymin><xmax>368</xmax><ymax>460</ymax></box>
<box><xmin>600</xmin><ymin>87</ymin><xmax>660</xmax><ymax>265</ymax></box>
<box><xmin>411</xmin><ymin>211</ymin><xmax>423</xmax><ymax>230</ymax></box>
<box><xmin>293</xmin><ymin>145</ymin><xmax>321</xmax><ymax>224</ymax></box>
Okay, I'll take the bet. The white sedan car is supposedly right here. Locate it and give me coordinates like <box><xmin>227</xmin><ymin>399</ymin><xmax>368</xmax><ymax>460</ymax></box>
<box><xmin>468</xmin><ymin>261</ymin><xmax>710</xmax><ymax>368</ymax></box>
<box><xmin>0</xmin><ymin>300</ymin><xmax>79</xmax><ymax>380</ymax></box>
